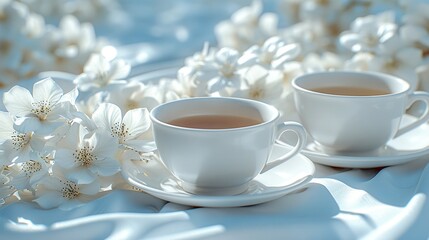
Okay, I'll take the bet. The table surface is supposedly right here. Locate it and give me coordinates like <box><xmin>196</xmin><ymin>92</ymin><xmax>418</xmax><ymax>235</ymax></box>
<box><xmin>1</xmin><ymin>1</ymin><xmax>429</xmax><ymax>239</ymax></box>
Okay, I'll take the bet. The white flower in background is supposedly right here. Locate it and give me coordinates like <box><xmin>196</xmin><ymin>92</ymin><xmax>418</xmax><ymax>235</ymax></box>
<box><xmin>184</xmin><ymin>42</ymin><xmax>216</xmax><ymax>68</ymax></box>
<box><xmin>75</xmin><ymin>91</ymin><xmax>104</xmax><ymax>118</ymax></box>
<box><xmin>178</xmin><ymin>47</ymin><xmax>245</xmax><ymax>95</ymax></box>
<box><xmin>368</xmin><ymin>37</ymin><xmax>423</xmax><ymax>90</ymax></box>
<box><xmin>92</xmin><ymin>103</ymin><xmax>156</xmax><ymax>153</ymax></box>
<box><xmin>280</xmin><ymin>0</ymin><xmax>302</xmax><ymax>24</ymax></box>
<box><xmin>55</xmin><ymin>123</ymin><xmax>120</xmax><ymax>184</ymax></box>
<box><xmin>344</xmin><ymin>52</ymin><xmax>375</xmax><ymax>71</ymax></box>
<box><xmin>9</xmin><ymin>152</ymin><xmax>50</xmax><ymax>191</ymax></box>
<box><xmin>207</xmin><ymin>47</ymin><xmax>244</xmax><ymax>92</ymax></box>
<box><xmin>299</xmin><ymin>0</ymin><xmax>343</xmax><ymax>24</ymax></box>
<box><xmin>280</xmin><ymin>61</ymin><xmax>304</xmax><ymax>89</ymax></box>
<box><xmin>302</xmin><ymin>52</ymin><xmax>344</xmax><ymax>72</ymax></box>
<box><xmin>176</xmin><ymin>44</ymin><xmax>216</xmax><ymax>97</ymax></box>
<box><xmin>215</xmin><ymin>0</ymin><xmax>278</xmax><ymax>51</ymax></box>
<box><xmin>74</xmin><ymin>53</ymin><xmax>130</xmax><ymax>91</ymax></box>
<box><xmin>400</xmin><ymin>3</ymin><xmax>429</xmax><ymax>51</ymax></box>
<box><xmin>0</xmin><ymin>1</ymin><xmax>44</xmax><ymax>87</ymax></box>
<box><xmin>0</xmin><ymin>111</ymin><xmax>44</xmax><ymax>163</ymax></box>
<box><xmin>104</xmin><ymin>81</ymin><xmax>161</xmax><ymax>112</ymax></box>
<box><xmin>34</xmin><ymin>173</ymin><xmax>100</xmax><ymax>210</ymax></box>
<box><xmin>282</xmin><ymin>20</ymin><xmax>332</xmax><ymax>54</ymax></box>
<box><xmin>177</xmin><ymin>67</ymin><xmax>210</xmax><ymax>97</ymax></box>
<box><xmin>217</xmin><ymin>65</ymin><xmax>284</xmax><ymax>105</ymax></box>
<box><xmin>339</xmin><ymin>11</ymin><xmax>398</xmax><ymax>53</ymax></box>
<box><xmin>154</xmin><ymin>78</ymin><xmax>186</xmax><ymax>102</ymax></box>
<box><xmin>18</xmin><ymin>0</ymin><xmax>122</xmax><ymax>23</ymax></box>
<box><xmin>41</xmin><ymin>15</ymin><xmax>106</xmax><ymax>74</ymax></box>
<box><xmin>3</xmin><ymin>78</ymin><xmax>78</xmax><ymax>135</ymax></box>
<box><xmin>239</xmin><ymin>37</ymin><xmax>301</xmax><ymax>70</ymax></box>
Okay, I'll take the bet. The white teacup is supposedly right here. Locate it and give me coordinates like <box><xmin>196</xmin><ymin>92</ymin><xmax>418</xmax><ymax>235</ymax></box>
<box><xmin>150</xmin><ymin>97</ymin><xmax>306</xmax><ymax>195</ymax></box>
<box><xmin>292</xmin><ymin>71</ymin><xmax>429</xmax><ymax>153</ymax></box>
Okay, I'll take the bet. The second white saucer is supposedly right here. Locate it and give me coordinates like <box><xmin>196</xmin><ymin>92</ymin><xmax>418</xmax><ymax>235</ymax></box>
<box><xmin>282</xmin><ymin>114</ymin><xmax>429</xmax><ymax>168</ymax></box>
<box><xmin>121</xmin><ymin>144</ymin><xmax>315</xmax><ymax>208</ymax></box>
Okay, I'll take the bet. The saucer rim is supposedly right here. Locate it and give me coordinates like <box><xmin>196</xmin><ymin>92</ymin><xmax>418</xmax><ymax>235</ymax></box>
<box><xmin>296</xmin><ymin>114</ymin><xmax>429</xmax><ymax>168</ymax></box>
<box><xmin>121</xmin><ymin>149</ymin><xmax>315</xmax><ymax>207</ymax></box>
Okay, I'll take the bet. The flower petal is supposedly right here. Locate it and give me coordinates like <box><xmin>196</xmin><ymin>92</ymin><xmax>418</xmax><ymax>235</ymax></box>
<box><xmin>79</xmin><ymin>180</ymin><xmax>101</xmax><ymax>196</ymax></box>
<box><xmin>109</xmin><ymin>59</ymin><xmax>131</xmax><ymax>80</ymax></box>
<box><xmin>3</xmin><ymin>86</ymin><xmax>34</xmax><ymax>117</ymax></box>
<box><xmin>13</xmin><ymin>116</ymin><xmax>41</xmax><ymax>133</ymax></box>
<box><xmin>36</xmin><ymin>121</ymin><xmax>64</xmax><ymax>136</ymax></box>
<box><xmin>67</xmin><ymin>168</ymin><xmax>96</xmax><ymax>184</ymax></box>
<box><xmin>0</xmin><ymin>112</ymin><xmax>14</xmax><ymax>140</ymax></box>
<box><xmin>92</xmin><ymin>157</ymin><xmax>120</xmax><ymax>176</ymax></box>
<box><xmin>34</xmin><ymin>191</ymin><xmax>64</xmax><ymax>209</ymax></box>
<box><xmin>92</xmin><ymin>103</ymin><xmax>122</xmax><ymax>133</ymax></box>
<box><xmin>122</xmin><ymin>108</ymin><xmax>151</xmax><ymax>140</ymax></box>
<box><xmin>90</xmin><ymin>130</ymin><xmax>118</xmax><ymax>157</ymax></box>
<box><xmin>9</xmin><ymin>172</ymin><xmax>29</xmax><ymax>190</ymax></box>
<box><xmin>33</xmin><ymin>78</ymin><xmax>63</xmax><ymax>104</ymax></box>
<box><xmin>38</xmin><ymin>176</ymin><xmax>64</xmax><ymax>191</ymax></box>
<box><xmin>55</xmin><ymin>149</ymin><xmax>78</xmax><ymax>168</ymax></box>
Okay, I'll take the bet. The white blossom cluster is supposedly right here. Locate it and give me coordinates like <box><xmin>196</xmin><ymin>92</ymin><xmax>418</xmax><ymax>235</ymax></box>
<box><xmin>215</xmin><ymin>0</ymin><xmax>429</xmax><ymax>91</ymax></box>
<box><xmin>0</xmin><ymin>0</ymin><xmax>108</xmax><ymax>89</ymax></box>
<box><xmin>0</xmin><ymin>54</ymin><xmax>160</xmax><ymax>209</ymax></box>
<box><xmin>16</xmin><ymin>0</ymin><xmax>121</xmax><ymax>23</ymax></box>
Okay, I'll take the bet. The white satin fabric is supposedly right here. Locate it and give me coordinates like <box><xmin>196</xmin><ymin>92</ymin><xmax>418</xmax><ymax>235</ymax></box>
<box><xmin>1</xmin><ymin>158</ymin><xmax>428</xmax><ymax>240</ymax></box>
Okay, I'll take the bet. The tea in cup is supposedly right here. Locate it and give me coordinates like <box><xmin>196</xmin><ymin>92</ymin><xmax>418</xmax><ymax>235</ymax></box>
<box><xmin>292</xmin><ymin>71</ymin><xmax>429</xmax><ymax>153</ymax></box>
<box><xmin>150</xmin><ymin>97</ymin><xmax>306</xmax><ymax>195</ymax></box>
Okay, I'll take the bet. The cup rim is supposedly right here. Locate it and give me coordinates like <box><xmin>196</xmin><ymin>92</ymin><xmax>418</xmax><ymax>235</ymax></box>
<box><xmin>150</xmin><ymin>97</ymin><xmax>280</xmax><ymax>132</ymax></box>
<box><xmin>292</xmin><ymin>71</ymin><xmax>410</xmax><ymax>99</ymax></box>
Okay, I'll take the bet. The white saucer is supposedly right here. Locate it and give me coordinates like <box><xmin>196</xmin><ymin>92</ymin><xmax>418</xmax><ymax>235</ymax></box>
<box><xmin>282</xmin><ymin>114</ymin><xmax>429</xmax><ymax>168</ymax></box>
<box><xmin>121</xmin><ymin>144</ymin><xmax>315</xmax><ymax>207</ymax></box>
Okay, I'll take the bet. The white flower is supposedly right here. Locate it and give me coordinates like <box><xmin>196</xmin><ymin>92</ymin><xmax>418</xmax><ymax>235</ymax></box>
<box><xmin>280</xmin><ymin>61</ymin><xmax>304</xmax><ymax>90</ymax></box>
<box><xmin>217</xmin><ymin>65</ymin><xmax>284</xmax><ymax>105</ymax></box>
<box><xmin>0</xmin><ymin>111</ymin><xmax>44</xmax><ymax>163</ymax></box>
<box><xmin>34</xmin><ymin>173</ymin><xmax>100</xmax><ymax>210</ymax></box>
<box><xmin>207</xmin><ymin>48</ymin><xmax>244</xmax><ymax>92</ymax></box>
<box><xmin>339</xmin><ymin>11</ymin><xmax>398</xmax><ymax>53</ymax></box>
<box><xmin>9</xmin><ymin>151</ymin><xmax>50</xmax><ymax>191</ymax></box>
<box><xmin>299</xmin><ymin>0</ymin><xmax>343</xmax><ymax>23</ymax></box>
<box><xmin>400</xmin><ymin>3</ymin><xmax>429</xmax><ymax>50</ymax></box>
<box><xmin>55</xmin><ymin>123</ymin><xmax>120</xmax><ymax>184</ymax></box>
<box><xmin>0</xmin><ymin>1</ymin><xmax>43</xmax><ymax>87</ymax></box>
<box><xmin>3</xmin><ymin>77</ymin><xmax>78</xmax><ymax>135</ymax></box>
<box><xmin>40</xmin><ymin>15</ymin><xmax>106</xmax><ymax>74</ymax></box>
<box><xmin>239</xmin><ymin>37</ymin><xmax>301</xmax><ymax>70</ymax></box>
<box><xmin>178</xmin><ymin>47</ymin><xmax>245</xmax><ymax>95</ymax></box>
<box><xmin>302</xmin><ymin>52</ymin><xmax>344</xmax><ymax>72</ymax></box>
<box><xmin>184</xmin><ymin>42</ymin><xmax>216</xmax><ymax>68</ymax></box>
<box><xmin>370</xmin><ymin>34</ymin><xmax>422</xmax><ymax>90</ymax></box>
<box><xmin>104</xmin><ymin>81</ymin><xmax>161</xmax><ymax>112</ymax></box>
<box><xmin>92</xmin><ymin>103</ymin><xmax>156</xmax><ymax>153</ymax></box>
<box><xmin>177</xmin><ymin>67</ymin><xmax>211</xmax><ymax>97</ymax></box>
<box><xmin>344</xmin><ymin>52</ymin><xmax>375</xmax><ymax>71</ymax></box>
<box><xmin>155</xmin><ymin>78</ymin><xmax>186</xmax><ymax>102</ymax></box>
<box><xmin>215</xmin><ymin>0</ymin><xmax>278</xmax><ymax>51</ymax></box>
<box><xmin>282</xmin><ymin>20</ymin><xmax>332</xmax><ymax>54</ymax></box>
<box><xmin>74</xmin><ymin>53</ymin><xmax>130</xmax><ymax>91</ymax></box>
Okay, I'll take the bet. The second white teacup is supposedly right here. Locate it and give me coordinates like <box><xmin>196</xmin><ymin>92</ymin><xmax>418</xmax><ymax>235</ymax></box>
<box><xmin>292</xmin><ymin>71</ymin><xmax>429</xmax><ymax>153</ymax></box>
<box><xmin>150</xmin><ymin>97</ymin><xmax>306</xmax><ymax>195</ymax></box>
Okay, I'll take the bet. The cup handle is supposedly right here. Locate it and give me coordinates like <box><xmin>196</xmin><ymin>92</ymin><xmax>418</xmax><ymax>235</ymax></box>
<box><xmin>395</xmin><ymin>91</ymin><xmax>429</xmax><ymax>138</ymax></box>
<box><xmin>260</xmin><ymin>122</ymin><xmax>307</xmax><ymax>174</ymax></box>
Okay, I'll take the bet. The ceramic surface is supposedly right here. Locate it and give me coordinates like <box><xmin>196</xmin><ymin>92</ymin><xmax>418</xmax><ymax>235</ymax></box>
<box><xmin>122</xmin><ymin>144</ymin><xmax>315</xmax><ymax>207</ymax></box>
